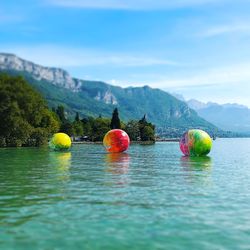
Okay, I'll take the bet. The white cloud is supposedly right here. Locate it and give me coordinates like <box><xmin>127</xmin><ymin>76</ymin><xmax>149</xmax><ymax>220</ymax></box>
<box><xmin>173</xmin><ymin>85</ymin><xmax>250</xmax><ymax>107</ymax></box>
<box><xmin>1</xmin><ymin>44</ymin><xmax>177</xmax><ymax>67</ymax></box>
<box><xmin>113</xmin><ymin>62</ymin><xmax>250</xmax><ymax>88</ymax></box>
<box><xmin>199</xmin><ymin>24</ymin><xmax>250</xmax><ymax>38</ymax></box>
<box><xmin>47</xmin><ymin>0</ymin><xmax>226</xmax><ymax>10</ymax></box>
<box><xmin>146</xmin><ymin>63</ymin><xmax>250</xmax><ymax>88</ymax></box>
<box><xmin>117</xmin><ymin>64</ymin><xmax>250</xmax><ymax>107</ymax></box>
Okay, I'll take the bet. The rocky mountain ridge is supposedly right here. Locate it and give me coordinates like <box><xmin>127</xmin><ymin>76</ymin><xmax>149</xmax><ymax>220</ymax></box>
<box><xmin>0</xmin><ymin>53</ymin><xmax>81</xmax><ymax>91</ymax></box>
<box><xmin>0</xmin><ymin>53</ymin><xmax>119</xmax><ymax>104</ymax></box>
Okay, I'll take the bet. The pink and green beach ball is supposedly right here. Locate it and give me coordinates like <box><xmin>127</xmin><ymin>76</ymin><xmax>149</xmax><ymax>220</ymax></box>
<box><xmin>179</xmin><ymin>129</ymin><xmax>212</xmax><ymax>156</ymax></box>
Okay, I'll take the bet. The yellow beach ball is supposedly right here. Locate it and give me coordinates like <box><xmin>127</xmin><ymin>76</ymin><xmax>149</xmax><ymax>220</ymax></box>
<box><xmin>49</xmin><ymin>133</ymin><xmax>71</xmax><ymax>151</ymax></box>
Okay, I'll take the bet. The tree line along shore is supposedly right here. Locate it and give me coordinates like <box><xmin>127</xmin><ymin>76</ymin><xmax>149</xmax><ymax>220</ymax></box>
<box><xmin>0</xmin><ymin>74</ymin><xmax>156</xmax><ymax>147</ymax></box>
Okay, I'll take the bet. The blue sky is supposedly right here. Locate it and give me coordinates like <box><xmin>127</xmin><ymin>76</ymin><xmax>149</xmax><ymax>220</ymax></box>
<box><xmin>1</xmin><ymin>0</ymin><xmax>250</xmax><ymax>106</ymax></box>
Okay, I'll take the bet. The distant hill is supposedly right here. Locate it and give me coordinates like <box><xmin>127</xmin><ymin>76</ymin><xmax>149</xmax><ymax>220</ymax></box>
<box><xmin>187</xmin><ymin>99</ymin><xmax>250</xmax><ymax>133</ymax></box>
<box><xmin>0</xmin><ymin>53</ymin><xmax>219</xmax><ymax>137</ymax></box>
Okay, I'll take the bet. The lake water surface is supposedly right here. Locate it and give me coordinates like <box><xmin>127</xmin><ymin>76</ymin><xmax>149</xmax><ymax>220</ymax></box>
<box><xmin>0</xmin><ymin>139</ymin><xmax>250</xmax><ymax>249</ymax></box>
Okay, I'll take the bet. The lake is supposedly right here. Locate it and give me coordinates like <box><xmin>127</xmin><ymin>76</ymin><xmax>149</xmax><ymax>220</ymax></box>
<box><xmin>0</xmin><ymin>139</ymin><xmax>250</xmax><ymax>250</ymax></box>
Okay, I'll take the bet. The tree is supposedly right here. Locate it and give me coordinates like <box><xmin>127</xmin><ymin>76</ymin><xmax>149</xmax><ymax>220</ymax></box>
<box><xmin>139</xmin><ymin>114</ymin><xmax>147</xmax><ymax>125</ymax></box>
<box><xmin>55</xmin><ymin>105</ymin><xmax>76</xmax><ymax>136</ymax></box>
<box><xmin>56</xmin><ymin>105</ymin><xmax>66</xmax><ymax>122</ymax></box>
<box><xmin>125</xmin><ymin>120</ymin><xmax>140</xmax><ymax>141</ymax></box>
<box><xmin>75</xmin><ymin>112</ymin><xmax>80</xmax><ymax>122</ymax></box>
<box><xmin>73</xmin><ymin>122</ymin><xmax>83</xmax><ymax>136</ymax></box>
<box><xmin>81</xmin><ymin>117</ymin><xmax>93</xmax><ymax>138</ymax></box>
<box><xmin>72</xmin><ymin>112</ymin><xmax>83</xmax><ymax>136</ymax></box>
<box><xmin>138</xmin><ymin>114</ymin><xmax>155</xmax><ymax>142</ymax></box>
<box><xmin>60</xmin><ymin>121</ymin><xmax>74</xmax><ymax>136</ymax></box>
<box><xmin>110</xmin><ymin>108</ymin><xmax>121</xmax><ymax>129</ymax></box>
<box><xmin>92</xmin><ymin>117</ymin><xmax>111</xmax><ymax>141</ymax></box>
<box><xmin>0</xmin><ymin>74</ymin><xmax>60</xmax><ymax>147</ymax></box>
<box><xmin>140</xmin><ymin>126</ymin><xmax>155</xmax><ymax>141</ymax></box>
<box><xmin>73</xmin><ymin>121</ymin><xmax>83</xmax><ymax>136</ymax></box>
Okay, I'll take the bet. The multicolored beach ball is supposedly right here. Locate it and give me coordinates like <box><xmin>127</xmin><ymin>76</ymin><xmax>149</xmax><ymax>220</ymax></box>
<box><xmin>49</xmin><ymin>133</ymin><xmax>72</xmax><ymax>151</ymax></box>
<box><xmin>179</xmin><ymin>129</ymin><xmax>212</xmax><ymax>156</ymax></box>
<box><xmin>103</xmin><ymin>129</ymin><xmax>130</xmax><ymax>153</ymax></box>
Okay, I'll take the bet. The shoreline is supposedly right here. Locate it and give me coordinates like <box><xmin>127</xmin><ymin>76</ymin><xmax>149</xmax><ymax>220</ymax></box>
<box><xmin>72</xmin><ymin>141</ymin><xmax>155</xmax><ymax>145</ymax></box>
<box><xmin>72</xmin><ymin>139</ymin><xmax>179</xmax><ymax>145</ymax></box>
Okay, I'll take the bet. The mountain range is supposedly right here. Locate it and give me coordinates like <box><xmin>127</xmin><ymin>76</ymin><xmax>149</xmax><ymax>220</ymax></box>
<box><xmin>187</xmin><ymin>99</ymin><xmax>250</xmax><ymax>133</ymax></box>
<box><xmin>0</xmin><ymin>53</ymin><xmax>220</xmax><ymax>137</ymax></box>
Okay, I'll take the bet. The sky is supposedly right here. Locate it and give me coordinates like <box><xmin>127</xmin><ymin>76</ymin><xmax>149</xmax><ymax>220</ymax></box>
<box><xmin>1</xmin><ymin>0</ymin><xmax>250</xmax><ymax>106</ymax></box>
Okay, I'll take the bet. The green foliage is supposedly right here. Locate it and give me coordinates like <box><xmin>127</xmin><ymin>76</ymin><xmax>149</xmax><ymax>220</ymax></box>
<box><xmin>55</xmin><ymin>105</ymin><xmax>75</xmax><ymax>136</ymax></box>
<box><xmin>140</xmin><ymin>126</ymin><xmax>155</xmax><ymax>141</ymax></box>
<box><xmin>138</xmin><ymin>115</ymin><xmax>156</xmax><ymax>141</ymax></box>
<box><xmin>75</xmin><ymin>112</ymin><xmax>80</xmax><ymax>122</ymax></box>
<box><xmin>52</xmin><ymin>108</ymin><xmax>156</xmax><ymax>142</ymax></box>
<box><xmin>73</xmin><ymin>121</ymin><xmax>83</xmax><ymax>136</ymax></box>
<box><xmin>0</xmin><ymin>73</ymin><xmax>60</xmax><ymax>147</ymax></box>
<box><xmin>60</xmin><ymin>121</ymin><xmax>74</xmax><ymax>136</ymax></box>
<box><xmin>125</xmin><ymin>120</ymin><xmax>140</xmax><ymax>141</ymax></box>
<box><xmin>56</xmin><ymin>105</ymin><xmax>66</xmax><ymax>122</ymax></box>
<box><xmin>110</xmin><ymin>108</ymin><xmax>121</xmax><ymax>129</ymax></box>
<box><xmin>81</xmin><ymin>117</ymin><xmax>93</xmax><ymax>137</ymax></box>
<box><xmin>40</xmin><ymin>109</ymin><xmax>60</xmax><ymax>133</ymax></box>
<box><xmin>48</xmin><ymin>105</ymin><xmax>157</xmax><ymax>142</ymax></box>
<box><xmin>72</xmin><ymin>112</ymin><xmax>83</xmax><ymax>136</ymax></box>
<box><xmin>91</xmin><ymin>117</ymin><xmax>111</xmax><ymax>141</ymax></box>
<box><xmin>29</xmin><ymin>128</ymin><xmax>49</xmax><ymax>147</ymax></box>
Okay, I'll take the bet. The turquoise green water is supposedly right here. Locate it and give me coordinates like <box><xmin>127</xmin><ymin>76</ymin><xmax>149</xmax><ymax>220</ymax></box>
<box><xmin>0</xmin><ymin>139</ymin><xmax>250</xmax><ymax>250</ymax></box>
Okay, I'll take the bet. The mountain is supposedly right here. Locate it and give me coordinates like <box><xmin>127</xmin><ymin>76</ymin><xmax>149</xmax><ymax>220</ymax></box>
<box><xmin>0</xmin><ymin>53</ymin><xmax>81</xmax><ymax>91</ymax></box>
<box><xmin>187</xmin><ymin>99</ymin><xmax>250</xmax><ymax>133</ymax></box>
<box><xmin>187</xmin><ymin>99</ymin><xmax>211</xmax><ymax>110</ymax></box>
<box><xmin>171</xmin><ymin>93</ymin><xmax>186</xmax><ymax>102</ymax></box>
<box><xmin>0</xmin><ymin>53</ymin><xmax>219</xmax><ymax>137</ymax></box>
